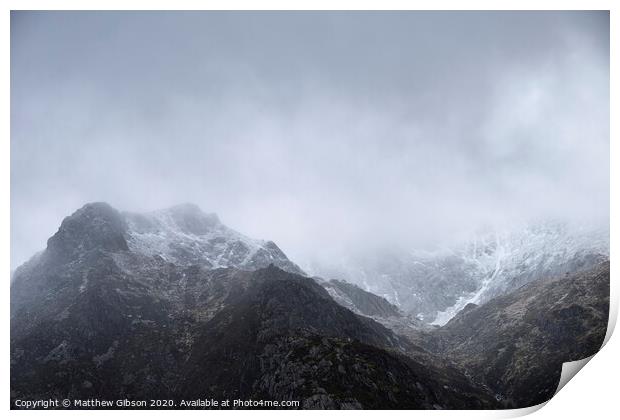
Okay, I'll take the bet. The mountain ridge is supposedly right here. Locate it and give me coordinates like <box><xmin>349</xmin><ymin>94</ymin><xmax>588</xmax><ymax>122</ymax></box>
<box><xmin>10</xmin><ymin>202</ymin><xmax>610</xmax><ymax>409</ymax></box>
<box><xmin>310</xmin><ymin>222</ymin><xmax>609</xmax><ymax>324</ymax></box>
<box><xmin>10</xmin><ymin>213</ymin><xmax>498</xmax><ymax>409</ymax></box>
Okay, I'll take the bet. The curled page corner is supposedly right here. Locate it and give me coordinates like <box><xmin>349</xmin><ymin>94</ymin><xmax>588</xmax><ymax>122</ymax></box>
<box><xmin>554</xmin><ymin>355</ymin><xmax>595</xmax><ymax>396</ymax></box>
<box><xmin>551</xmin><ymin>297</ymin><xmax>616</xmax><ymax>401</ymax></box>
<box><xmin>496</xmin><ymin>401</ymin><xmax>549</xmax><ymax>418</ymax></box>
<box><xmin>602</xmin><ymin>292</ymin><xmax>618</xmax><ymax>348</ymax></box>
<box><xmin>497</xmin><ymin>355</ymin><xmax>599</xmax><ymax>419</ymax></box>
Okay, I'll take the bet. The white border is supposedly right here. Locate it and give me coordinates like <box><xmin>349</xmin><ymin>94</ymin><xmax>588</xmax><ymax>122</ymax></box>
<box><xmin>3</xmin><ymin>1</ymin><xmax>616</xmax><ymax>419</ymax></box>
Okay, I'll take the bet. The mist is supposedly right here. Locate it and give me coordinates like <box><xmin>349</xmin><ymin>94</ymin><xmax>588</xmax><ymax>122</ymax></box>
<box><xmin>10</xmin><ymin>11</ymin><xmax>609</xmax><ymax>272</ymax></box>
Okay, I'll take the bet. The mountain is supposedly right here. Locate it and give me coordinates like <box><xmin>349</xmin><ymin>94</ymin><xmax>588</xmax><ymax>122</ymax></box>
<box><xmin>12</xmin><ymin>202</ymin><xmax>302</xmax><ymax>281</ymax></box>
<box><xmin>176</xmin><ymin>266</ymin><xmax>496</xmax><ymax>409</ymax></box>
<box><xmin>11</xmin><ymin>202</ymin><xmax>303</xmax><ymax>325</ymax></box>
<box><xmin>11</xmin><ymin>202</ymin><xmax>498</xmax><ymax>409</ymax></box>
<box><xmin>418</xmin><ymin>261</ymin><xmax>610</xmax><ymax>407</ymax></box>
<box><xmin>312</xmin><ymin>222</ymin><xmax>609</xmax><ymax>324</ymax></box>
<box><xmin>10</xmin><ymin>202</ymin><xmax>610</xmax><ymax>409</ymax></box>
<box><xmin>315</xmin><ymin>277</ymin><xmax>430</xmax><ymax>338</ymax></box>
<box><xmin>123</xmin><ymin>203</ymin><xmax>304</xmax><ymax>275</ymax></box>
<box><xmin>317</xmin><ymin>278</ymin><xmax>401</xmax><ymax>318</ymax></box>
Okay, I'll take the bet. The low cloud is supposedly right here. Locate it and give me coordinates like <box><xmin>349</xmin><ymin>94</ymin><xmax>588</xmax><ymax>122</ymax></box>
<box><xmin>11</xmin><ymin>11</ymin><xmax>609</xmax><ymax>270</ymax></box>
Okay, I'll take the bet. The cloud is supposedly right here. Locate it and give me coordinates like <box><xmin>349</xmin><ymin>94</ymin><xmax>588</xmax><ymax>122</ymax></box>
<box><xmin>11</xmin><ymin>11</ymin><xmax>609</xmax><ymax>270</ymax></box>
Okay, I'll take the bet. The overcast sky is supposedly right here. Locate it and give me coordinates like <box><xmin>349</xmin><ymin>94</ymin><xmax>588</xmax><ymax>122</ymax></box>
<box><xmin>11</xmin><ymin>11</ymin><xmax>609</xmax><ymax>270</ymax></box>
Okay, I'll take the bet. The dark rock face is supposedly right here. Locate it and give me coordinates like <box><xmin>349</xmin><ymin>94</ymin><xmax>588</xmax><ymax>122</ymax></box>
<box><xmin>319</xmin><ymin>279</ymin><xmax>401</xmax><ymax>318</ymax></box>
<box><xmin>10</xmin><ymin>202</ymin><xmax>610</xmax><ymax>410</ymax></box>
<box><xmin>233</xmin><ymin>333</ymin><xmax>495</xmax><ymax>409</ymax></box>
<box><xmin>46</xmin><ymin>202</ymin><xmax>129</xmax><ymax>262</ymax></box>
<box><xmin>10</xmin><ymin>258</ymin><xmax>496</xmax><ymax>408</ymax></box>
<box><xmin>178</xmin><ymin>266</ymin><xmax>496</xmax><ymax>408</ymax></box>
<box><xmin>316</xmin><ymin>278</ymin><xmax>432</xmax><ymax>339</ymax></box>
<box><xmin>10</xmin><ymin>203</ymin><xmax>497</xmax><ymax>409</ymax></box>
<box><xmin>425</xmin><ymin>261</ymin><xmax>610</xmax><ymax>408</ymax></box>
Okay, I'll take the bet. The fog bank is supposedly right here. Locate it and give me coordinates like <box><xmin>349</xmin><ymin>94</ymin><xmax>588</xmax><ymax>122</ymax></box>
<box><xmin>11</xmin><ymin>11</ymin><xmax>609</xmax><ymax>271</ymax></box>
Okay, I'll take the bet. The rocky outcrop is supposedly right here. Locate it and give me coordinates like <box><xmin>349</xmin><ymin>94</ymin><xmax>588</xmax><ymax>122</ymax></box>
<box><xmin>46</xmin><ymin>202</ymin><xmax>129</xmax><ymax>262</ymax></box>
<box><xmin>426</xmin><ymin>261</ymin><xmax>610</xmax><ymax>407</ymax></box>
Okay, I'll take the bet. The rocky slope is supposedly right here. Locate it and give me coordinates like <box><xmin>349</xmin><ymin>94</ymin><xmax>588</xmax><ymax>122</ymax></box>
<box><xmin>10</xmin><ymin>202</ymin><xmax>497</xmax><ymax>409</ymax></box>
<box><xmin>177</xmin><ymin>266</ymin><xmax>496</xmax><ymax>409</ymax></box>
<box><xmin>316</xmin><ymin>277</ymin><xmax>428</xmax><ymax>339</ymax></box>
<box><xmin>313</xmin><ymin>222</ymin><xmax>609</xmax><ymax>324</ymax></box>
<box><xmin>417</xmin><ymin>261</ymin><xmax>610</xmax><ymax>407</ymax></box>
<box><xmin>317</xmin><ymin>278</ymin><xmax>400</xmax><ymax>318</ymax></box>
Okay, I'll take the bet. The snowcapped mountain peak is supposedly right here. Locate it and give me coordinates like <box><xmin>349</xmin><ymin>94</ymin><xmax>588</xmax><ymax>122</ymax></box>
<box><xmin>25</xmin><ymin>201</ymin><xmax>304</xmax><ymax>276</ymax></box>
<box><xmin>122</xmin><ymin>204</ymin><xmax>304</xmax><ymax>274</ymax></box>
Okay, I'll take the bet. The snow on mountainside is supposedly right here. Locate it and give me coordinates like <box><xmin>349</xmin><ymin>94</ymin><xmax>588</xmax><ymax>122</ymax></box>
<box><xmin>123</xmin><ymin>203</ymin><xmax>304</xmax><ymax>275</ymax></box>
<box><xmin>11</xmin><ymin>202</ymin><xmax>608</xmax><ymax>409</ymax></box>
<box><xmin>12</xmin><ymin>202</ymin><xmax>608</xmax><ymax>329</ymax></box>
<box><xmin>431</xmin><ymin>222</ymin><xmax>609</xmax><ymax>325</ymax></box>
<box><xmin>310</xmin><ymin>221</ymin><xmax>609</xmax><ymax>325</ymax></box>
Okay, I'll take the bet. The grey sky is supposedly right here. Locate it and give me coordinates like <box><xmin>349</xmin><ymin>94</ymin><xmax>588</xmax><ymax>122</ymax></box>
<box><xmin>11</xmin><ymin>11</ymin><xmax>609</xmax><ymax>271</ymax></box>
